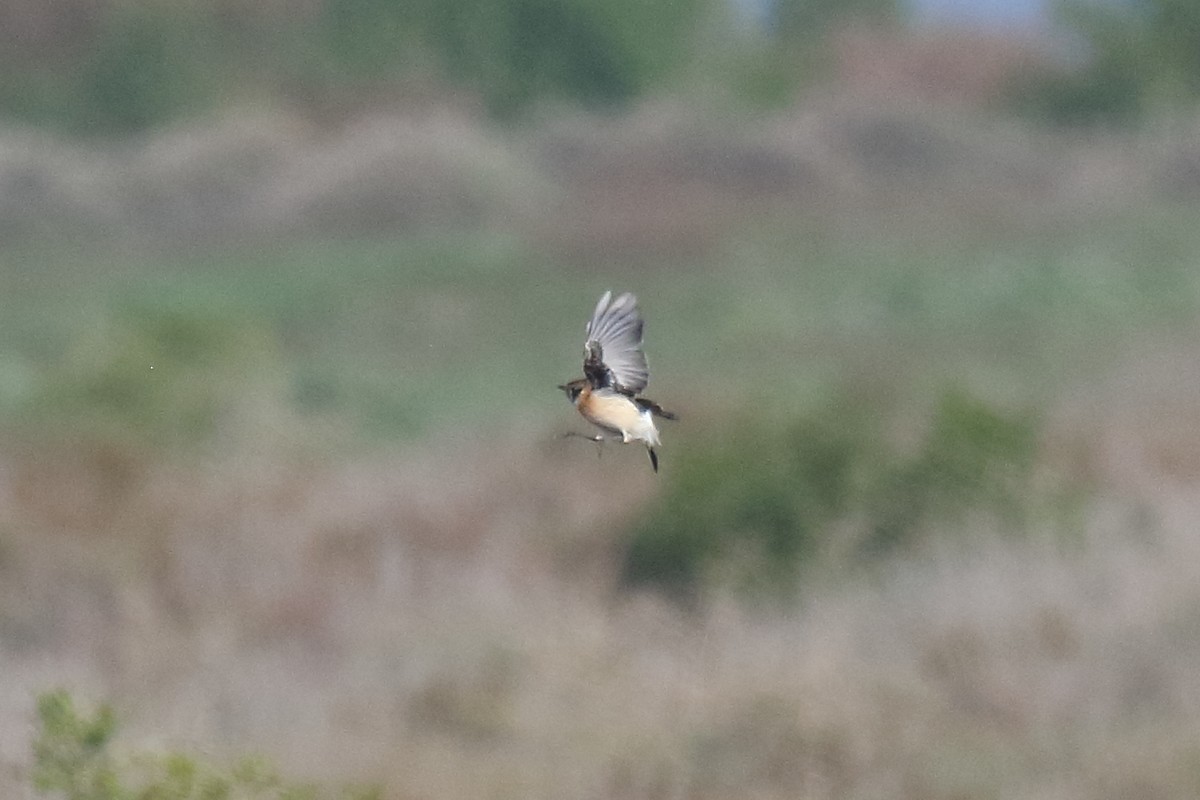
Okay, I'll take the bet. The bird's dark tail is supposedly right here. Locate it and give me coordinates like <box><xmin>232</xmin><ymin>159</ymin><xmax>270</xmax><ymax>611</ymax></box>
<box><xmin>636</xmin><ymin>397</ymin><xmax>678</xmax><ymax>420</ymax></box>
<box><xmin>648</xmin><ymin>447</ymin><xmax>659</xmax><ymax>472</ymax></box>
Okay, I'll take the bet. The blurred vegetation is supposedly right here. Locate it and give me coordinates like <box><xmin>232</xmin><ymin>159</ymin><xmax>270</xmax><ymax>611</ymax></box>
<box><xmin>4</xmin><ymin>200</ymin><xmax>1199</xmax><ymax>450</ymax></box>
<box><xmin>402</xmin><ymin>0</ymin><xmax>711</xmax><ymax>116</ymax></box>
<box><xmin>1013</xmin><ymin>0</ymin><xmax>1200</xmax><ymax>124</ymax></box>
<box><xmin>0</xmin><ymin>0</ymin><xmax>906</xmax><ymax>133</ymax></box>
<box><xmin>20</xmin><ymin>300</ymin><xmax>288</xmax><ymax>449</ymax></box>
<box><xmin>621</xmin><ymin>389</ymin><xmax>1060</xmax><ymax>598</ymax></box>
<box><xmin>772</xmin><ymin>0</ymin><xmax>900</xmax><ymax>46</ymax></box>
<box><xmin>0</xmin><ymin>3</ymin><xmax>232</xmax><ymax>134</ymax></box>
<box><xmin>0</xmin><ymin>0</ymin><xmax>1197</xmax><ymax>130</ymax></box>
<box><xmin>864</xmin><ymin>389</ymin><xmax>1041</xmax><ymax>553</ymax></box>
<box><xmin>621</xmin><ymin>402</ymin><xmax>871</xmax><ymax>597</ymax></box>
<box><xmin>32</xmin><ymin>690</ymin><xmax>379</xmax><ymax>800</ymax></box>
<box><xmin>0</xmin><ymin>0</ymin><xmax>714</xmax><ymax>130</ymax></box>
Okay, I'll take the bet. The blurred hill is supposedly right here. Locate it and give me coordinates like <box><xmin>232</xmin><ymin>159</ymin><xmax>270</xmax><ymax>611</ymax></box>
<box><xmin>5</xmin><ymin>82</ymin><xmax>1200</xmax><ymax>247</ymax></box>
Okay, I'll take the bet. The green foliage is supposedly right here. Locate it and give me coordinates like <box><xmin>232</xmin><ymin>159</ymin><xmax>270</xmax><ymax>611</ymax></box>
<box><xmin>0</xmin><ymin>0</ymin><xmax>913</xmax><ymax>131</ymax></box>
<box><xmin>863</xmin><ymin>390</ymin><xmax>1039</xmax><ymax>553</ymax></box>
<box><xmin>337</xmin><ymin>0</ymin><xmax>713</xmax><ymax>116</ymax></box>
<box><xmin>1015</xmin><ymin>0</ymin><xmax>1200</xmax><ymax>124</ymax></box>
<box><xmin>1012</xmin><ymin>52</ymin><xmax>1144</xmax><ymax>125</ymax></box>
<box><xmin>77</xmin><ymin>6</ymin><xmax>224</xmax><ymax>134</ymax></box>
<box><xmin>317</xmin><ymin>0</ymin><xmax>424</xmax><ymax>77</ymax></box>
<box><xmin>31</xmin><ymin>690</ymin><xmax>380</xmax><ymax>800</ymax></box>
<box><xmin>622</xmin><ymin>390</ymin><xmax>1046</xmax><ymax>598</ymax></box>
<box><xmin>0</xmin><ymin>0</ymin><xmax>722</xmax><ymax>131</ymax></box>
<box><xmin>622</xmin><ymin>400</ymin><xmax>874</xmax><ymax>598</ymax></box>
<box><xmin>686</xmin><ymin>0</ymin><xmax>900</xmax><ymax>111</ymax></box>
<box><xmin>771</xmin><ymin>0</ymin><xmax>900</xmax><ymax>45</ymax></box>
<box><xmin>23</xmin><ymin>300</ymin><xmax>287</xmax><ymax>447</ymax></box>
<box><xmin>0</xmin><ymin>5</ymin><xmax>229</xmax><ymax>135</ymax></box>
<box><xmin>32</xmin><ymin>692</ymin><xmax>121</xmax><ymax>800</ymax></box>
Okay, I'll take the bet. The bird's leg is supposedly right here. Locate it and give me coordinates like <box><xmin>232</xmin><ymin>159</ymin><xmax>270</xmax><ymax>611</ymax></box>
<box><xmin>561</xmin><ymin>431</ymin><xmax>603</xmax><ymax>442</ymax></box>
<box><xmin>560</xmin><ymin>431</ymin><xmax>605</xmax><ymax>459</ymax></box>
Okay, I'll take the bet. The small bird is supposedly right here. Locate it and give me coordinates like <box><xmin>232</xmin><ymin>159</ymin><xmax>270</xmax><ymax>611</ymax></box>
<box><xmin>559</xmin><ymin>291</ymin><xmax>677</xmax><ymax>471</ymax></box>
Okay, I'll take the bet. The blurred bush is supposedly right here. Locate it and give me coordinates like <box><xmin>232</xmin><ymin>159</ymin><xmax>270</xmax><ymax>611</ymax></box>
<box><xmin>1012</xmin><ymin>0</ymin><xmax>1200</xmax><ymax>124</ymax></box>
<box><xmin>772</xmin><ymin>0</ymin><xmax>899</xmax><ymax>48</ymax></box>
<box><xmin>31</xmin><ymin>689</ymin><xmax>379</xmax><ymax>800</ymax></box>
<box><xmin>621</xmin><ymin>402</ymin><xmax>870</xmax><ymax>598</ymax></box>
<box><xmin>20</xmin><ymin>300</ymin><xmax>289</xmax><ymax>448</ymax></box>
<box><xmin>863</xmin><ymin>389</ymin><xmax>1040</xmax><ymax>553</ymax></box>
<box><xmin>389</xmin><ymin>0</ymin><xmax>711</xmax><ymax>116</ymax></box>
<box><xmin>0</xmin><ymin>3</ymin><xmax>231</xmax><ymax>134</ymax></box>
<box><xmin>0</xmin><ymin>0</ymin><xmax>715</xmax><ymax>131</ymax></box>
<box><xmin>621</xmin><ymin>390</ymin><xmax>1052</xmax><ymax>599</ymax></box>
<box><xmin>77</xmin><ymin>5</ymin><xmax>226</xmax><ymax>134</ymax></box>
<box><xmin>0</xmin><ymin>0</ymin><xmax>908</xmax><ymax>133</ymax></box>
<box><xmin>685</xmin><ymin>0</ymin><xmax>902</xmax><ymax>110</ymax></box>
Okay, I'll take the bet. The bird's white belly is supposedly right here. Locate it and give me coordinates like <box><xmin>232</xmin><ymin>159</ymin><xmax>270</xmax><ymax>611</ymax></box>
<box><xmin>582</xmin><ymin>393</ymin><xmax>661</xmax><ymax>446</ymax></box>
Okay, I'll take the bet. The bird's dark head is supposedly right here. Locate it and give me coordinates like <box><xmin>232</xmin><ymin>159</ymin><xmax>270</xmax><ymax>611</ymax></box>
<box><xmin>558</xmin><ymin>380</ymin><xmax>585</xmax><ymax>404</ymax></box>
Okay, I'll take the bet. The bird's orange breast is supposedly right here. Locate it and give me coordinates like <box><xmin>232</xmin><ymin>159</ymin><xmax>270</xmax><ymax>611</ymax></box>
<box><xmin>577</xmin><ymin>388</ymin><xmax>660</xmax><ymax>445</ymax></box>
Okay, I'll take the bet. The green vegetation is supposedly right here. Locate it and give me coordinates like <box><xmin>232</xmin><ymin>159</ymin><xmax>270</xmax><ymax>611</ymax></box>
<box><xmin>0</xmin><ymin>0</ymin><xmax>732</xmax><ymax>132</ymax></box>
<box><xmin>622</xmin><ymin>389</ymin><xmax>1060</xmax><ymax>597</ymax></box>
<box><xmin>863</xmin><ymin>389</ymin><xmax>1043</xmax><ymax>552</ymax></box>
<box><xmin>9</xmin><ymin>0</ymin><xmax>1200</xmax><ymax>133</ymax></box>
<box><xmin>401</xmin><ymin>0</ymin><xmax>713</xmax><ymax>116</ymax></box>
<box><xmin>0</xmin><ymin>235</ymin><xmax>575</xmax><ymax>445</ymax></box>
<box><xmin>772</xmin><ymin>0</ymin><xmax>901</xmax><ymax>48</ymax></box>
<box><xmin>1015</xmin><ymin>0</ymin><xmax>1200</xmax><ymax>123</ymax></box>
<box><xmin>26</xmin><ymin>301</ymin><xmax>286</xmax><ymax>448</ymax></box>
<box><xmin>3</xmin><ymin>201</ymin><xmax>1199</xmax><ymax>448</ymax></box>
<box><xmin>1</xmin><ymin>199</ymin><xmax>1183</xmax><ymax>604</ymax></box>
<box><xmin>622</xmin><ymin>403</ymin><xmax>870</xmax><ymax>597</ymax></box>
<box><xmin>0</xmin><ymin>4</ymin><xmax>235</xmax><ymax>135</ymax></box>
<box><xmin>32</xmin><ymin>691</ymin><xmax>378</xmax><ymax>800</ymax></box>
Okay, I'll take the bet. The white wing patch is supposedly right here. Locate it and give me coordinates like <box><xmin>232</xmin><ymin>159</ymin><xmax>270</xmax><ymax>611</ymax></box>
<box><xmin>585</xmin><ymin>290</ymin><xmax>649</xmax><ymax>394</ymax></box>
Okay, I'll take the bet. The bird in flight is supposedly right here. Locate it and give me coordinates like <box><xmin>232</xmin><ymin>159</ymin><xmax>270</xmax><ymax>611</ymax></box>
<box><xmin>559</xmin><ymin>291</ymin><xmax>677</xmax><ymax>471</ymax></box>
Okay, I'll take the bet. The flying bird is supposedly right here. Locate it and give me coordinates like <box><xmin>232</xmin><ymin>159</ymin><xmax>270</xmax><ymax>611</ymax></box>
<box><xmin>559</xmin><ymin>291</ymin><xmax>677</xmax><ymax>471</ymax></box>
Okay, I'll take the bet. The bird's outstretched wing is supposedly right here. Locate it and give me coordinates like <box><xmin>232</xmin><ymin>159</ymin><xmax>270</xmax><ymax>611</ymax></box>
<box><xmin>583</xmin><ymin>290</ymin><xmax>649</xmax><ymax>394</ymax></box>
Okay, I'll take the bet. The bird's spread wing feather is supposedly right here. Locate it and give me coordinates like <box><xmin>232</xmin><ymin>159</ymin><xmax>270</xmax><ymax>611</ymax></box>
<box><xmin>583</xmin><ymin>290</ymin><xmax>649</xmax><ymax>394</ymax></box>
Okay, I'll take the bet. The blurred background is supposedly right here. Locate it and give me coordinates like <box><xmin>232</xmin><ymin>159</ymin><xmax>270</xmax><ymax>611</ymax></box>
<box><xmin>4</xmin><ymin>0</ymin><xmax>1200</xmax><ymax>797</ymax></box>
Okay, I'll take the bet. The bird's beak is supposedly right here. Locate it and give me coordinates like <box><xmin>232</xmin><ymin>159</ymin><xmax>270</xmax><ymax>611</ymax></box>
<box><xmin>557</xmin><ymin>384</ymin><xmax>567</xmax><ymax>392</ymax></box>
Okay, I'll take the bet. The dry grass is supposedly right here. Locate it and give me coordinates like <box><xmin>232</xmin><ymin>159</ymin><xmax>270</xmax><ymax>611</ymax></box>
<box><xmin>3</xmin><ymin>386</ymin><xmax>1200</xmax><ymax>800</ymax></box>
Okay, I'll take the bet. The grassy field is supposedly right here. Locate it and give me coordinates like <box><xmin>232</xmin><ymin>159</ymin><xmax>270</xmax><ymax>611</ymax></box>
<box><xmin>5</xmin><ymin>100</ymin><xmax>1200</xmax><ymax>799</ymax></box>
<box><xmin>5</xmin><ymin>200</ymin><xmax>1199</xmax><ymax>441</ymax></box>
